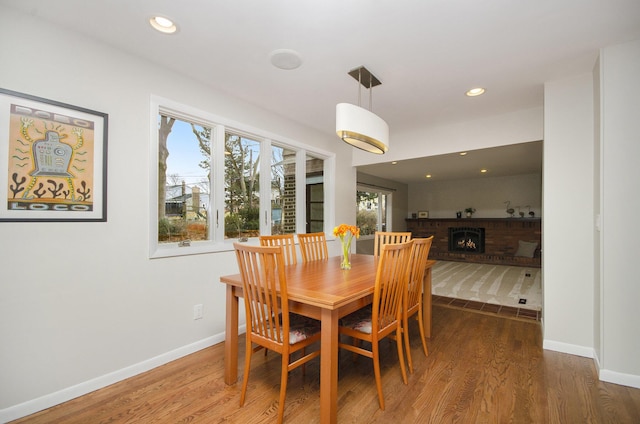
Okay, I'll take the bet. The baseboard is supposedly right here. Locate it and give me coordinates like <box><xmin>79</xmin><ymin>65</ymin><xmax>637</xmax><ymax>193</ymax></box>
<box><xmin>0</xmin><ymin>331</ymin><xmax>231</xmax><ymax>423</ymax></box>
<box><xmin>599</xmin><ymin>369</ymin><xmax>640</xmax><ymax>389</ymax></box>
<box><xmin>543</xmin><ymin>339</ymin><xmax>595</xmax><ymax>358</ymax></box>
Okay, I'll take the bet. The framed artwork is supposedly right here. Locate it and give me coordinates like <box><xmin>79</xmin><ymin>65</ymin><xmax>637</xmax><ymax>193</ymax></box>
<box><xmin>418</xmin><ymin>210</ymin><xmax>429</xmax><ymax>218</ymax></box>
<box><xmin>0</xmin><ymin>88</ymin><xmax>108</xmax><ymax>222</ymax></box>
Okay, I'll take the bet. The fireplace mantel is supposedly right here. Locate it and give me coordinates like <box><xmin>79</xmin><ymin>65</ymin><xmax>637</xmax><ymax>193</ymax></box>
<box><xmin>405</xmin><ymin>218</ymin><xmax>541</xmax><ymax>267</ymax></box>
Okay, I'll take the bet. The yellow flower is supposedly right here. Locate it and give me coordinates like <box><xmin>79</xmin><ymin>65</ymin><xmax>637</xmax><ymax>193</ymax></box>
<box><xmin>333</xmin><ymin>224</ymin><xmax>360</xmax><ymax>239</ymax></box>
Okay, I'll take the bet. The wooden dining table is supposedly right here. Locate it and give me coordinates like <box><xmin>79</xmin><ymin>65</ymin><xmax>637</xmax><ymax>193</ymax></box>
<box><xmin>220</xmin><ymin>253</ymin><xmax>436</xmax><ymax>424</ymax></box>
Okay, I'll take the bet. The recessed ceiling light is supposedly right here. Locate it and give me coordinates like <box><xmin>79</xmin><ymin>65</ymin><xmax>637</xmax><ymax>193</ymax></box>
<box><xmin>466</xmin><ymin>87</ymin><xmax>485</xmax><ymax>97</ymax></box>
<box><xmin>459</xmin><ymin>152</ymin><xmax>468</xmax><ymax>156</ymax></box>
<box><xmin>150</xmin><ymin>16</ymin><xmax>177</xmax><ymax>34</ymax></box>
<box><xmin>480</xmin><ymin>169</ymin><xmax>488</xmax><ymax>173</ymax></box>
<box><xmin>425</xmin><ymin>174</ymin><xmax>432</xmax><ymax>178</ymax></box>
<box><xmin>269</xmin><ymin>49</ymin><xmax>303</xmax><ymax>70</ymax></box>
<box><xmin>391</xmin><ymin>161</ymin><xmax>398</xmax><ymax>165</ymax></box>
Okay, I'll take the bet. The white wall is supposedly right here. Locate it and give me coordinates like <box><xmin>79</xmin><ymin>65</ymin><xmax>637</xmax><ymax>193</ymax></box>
<box><xmin>352</xmin><ymin>107</ymin><xmax>544</xmax><ymax>167</ymax></box>
<box><xmin>599</xmin><ymin>39</ymin><xmax>640</xmax><ymax>384</ymax></box>
<box><xmin>542</xmin><ymin>74</ymin><xmax>596</xmax><ymax>356</ymax></box>
<box><xmin>407</xmin><ymin>173</ymin><xmax>541</xmax><ymax>219</ymax></box>
<box><xmin>0</xmin><ymin>9</ymin><xmax>355</xmax><ymax>420</ymax></box>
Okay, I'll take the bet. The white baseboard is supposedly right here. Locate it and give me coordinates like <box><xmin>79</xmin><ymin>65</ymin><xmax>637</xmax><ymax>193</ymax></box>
<box><xmin>1</xmin><ymin>332</ymin><xmax>228</xmax><ymax>423</ymax></box>
<box><xmin>599</xmin><ymin>369</ymin><xmax>640</xmax><ymax>389</ymax></box>
<box><xmin>543</xmin><ymin>339</ymin><xmax>595</xmax><ymax>358</ymax></box>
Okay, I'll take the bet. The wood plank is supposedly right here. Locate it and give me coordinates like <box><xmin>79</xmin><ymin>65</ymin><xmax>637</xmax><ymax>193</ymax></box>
<box><xmin>11</xmin><ymin>306</ymin><xmax>640</xmax><ymax>423</ymax></box>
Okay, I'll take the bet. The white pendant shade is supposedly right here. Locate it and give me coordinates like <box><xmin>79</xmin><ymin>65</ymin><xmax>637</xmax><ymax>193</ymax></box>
<box><xmin>336</xmin><ymin>103</ymin><xmax>389</xmax><ymax>154</ymax></box>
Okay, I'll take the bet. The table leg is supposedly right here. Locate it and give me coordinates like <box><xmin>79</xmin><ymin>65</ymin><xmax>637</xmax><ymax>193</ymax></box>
<box><xmin>423</xmin><ymin>267</ymin><xmax>432</xmax><ymax>338</ymax></box>
<box><xmin>224</xmin><ymin>285</ymin><xmax>239</xmax><ymax>385</ymax></box>
<box><xmin>319</xmin><ymin>308</ymin><xmax>339</xmax><ymax>424</ymax></box>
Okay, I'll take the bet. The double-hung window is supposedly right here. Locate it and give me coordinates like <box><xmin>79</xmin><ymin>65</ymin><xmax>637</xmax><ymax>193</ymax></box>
<box><xmin>150</xmin><ymin>96</ymin><xmax>334</xmax><ymax>258</ymax></box>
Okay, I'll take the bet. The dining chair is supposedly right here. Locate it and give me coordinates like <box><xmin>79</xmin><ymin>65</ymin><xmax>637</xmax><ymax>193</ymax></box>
<box><xmin>259</xmin><ymin>234</ymin><xmax>298</xmax><ymax>266</ymax></box>
<box><xmin>402</xmin><ymin>236</ymin><xmax>434</xmax><ymax>373</ymax></box>
<box><xmin>338</xmin><ymin>240</ymin><xmax>414</xmax><ymax>410</ymax></box>
<box><xmin>373</xmin><ymin>231</ymin><xmax>412</xmax><ymax>260</ymax></box>
<box><xmin>297</xmin><ymin>232</ymin><xmax>328</xmax><ymax>263</ymax></box>
<box><xmin>233</xmin><ymin>243</ymin><xmax>321</xmax><ymax>424</ymax></box>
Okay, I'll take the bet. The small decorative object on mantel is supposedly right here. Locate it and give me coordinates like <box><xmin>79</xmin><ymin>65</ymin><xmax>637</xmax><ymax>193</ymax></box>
<box><xmin>333</xmin><ymin>224</ymin><xmax>360</xmax><ymax>270</ymax></box>
<box><xmin>504</xmin><ymin>201</ymin><xmax>515</xmax><ymax>217</ymax></box>
<box><xmin>418</xmin><ymin>210</ymin><xmax>429</xmax><ymax>218</ymax></box>
<box><xmin>464</xmin><ymin>207</ymin><xmax>476</xmax><ymax>218</ymax></box>
<box><xmin>456</xmin><ymin>211</ymin><xmax>462</xmax><ymax>218</ymax></box>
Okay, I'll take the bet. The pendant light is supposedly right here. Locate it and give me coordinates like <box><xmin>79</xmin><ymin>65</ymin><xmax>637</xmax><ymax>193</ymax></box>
<box><xmin>336</xmin><ymin>66</ymin><xmax>389</xmax><ymax>154</ymax></box>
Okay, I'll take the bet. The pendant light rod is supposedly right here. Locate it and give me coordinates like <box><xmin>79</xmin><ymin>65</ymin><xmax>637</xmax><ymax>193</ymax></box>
<box><xmin>350</xmin><ymin>66</ymin><xmax>380</xmax><ymax>112</ymax></box>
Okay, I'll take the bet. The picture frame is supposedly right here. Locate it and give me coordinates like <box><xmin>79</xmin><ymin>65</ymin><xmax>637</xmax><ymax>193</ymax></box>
<box><xmin>0</xmin><ymin>88</ymin><xmax>108</xmax><ymax>222</ymax></box>
<box><xmin>418</xmin><ymin>210</ymin><xmax>429</xmax><ymax>219</ymax></box>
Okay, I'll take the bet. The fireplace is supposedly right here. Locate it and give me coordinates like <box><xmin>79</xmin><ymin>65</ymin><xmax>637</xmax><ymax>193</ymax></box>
<box><xmin>448</xmin><ymin>227</ymin><xmax>485</xmax><ymax>253</ymax></box>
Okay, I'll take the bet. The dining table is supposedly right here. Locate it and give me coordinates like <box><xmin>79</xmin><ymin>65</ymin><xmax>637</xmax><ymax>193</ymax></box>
<box><xmin>220</xmin><ymin>252</ymin><xmax>436</xmax><ymax>424</ymax></box>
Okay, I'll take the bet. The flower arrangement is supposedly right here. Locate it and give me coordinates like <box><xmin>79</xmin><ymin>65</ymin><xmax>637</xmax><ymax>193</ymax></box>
<box><xmin>464</xmin><ymin>207</ymin><xmax>476</xmax><ymax>217</ymax></box>
<box><xmin>333</xmin><ymin>224</ymin><xmax>360</xmax><ymax>270</ymax></box>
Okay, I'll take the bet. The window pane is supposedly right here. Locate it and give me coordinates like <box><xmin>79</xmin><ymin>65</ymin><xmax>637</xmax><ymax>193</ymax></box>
<box><xmin>271</xmin><ymin>145</ymin><xmax>296</xmax><ymax>235</ymax></box>
<box><xmin>158</xmin><ymin>115</ymin><xmax>211</xmax><ymax>244</ymax></box>
<box><xmin>305</xmin><ymin>155</ymin><xmax>324</xmax><ymax>233</ymax></box>
<box><xmin>357</xmin><ymin>190</ymin><xmax>386</xmax><ymax>236</ymax></box>
<box><xmin>224</xmin><ymin>133</ymin><xmax>260</xmax><ymax>239</ymax></box>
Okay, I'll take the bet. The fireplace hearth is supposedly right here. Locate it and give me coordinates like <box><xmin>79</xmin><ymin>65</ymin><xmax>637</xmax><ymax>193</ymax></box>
<box><xmin>448</xmin><ymin>227</ymin><xmax>485</xmax><ymax>253</ymax></box>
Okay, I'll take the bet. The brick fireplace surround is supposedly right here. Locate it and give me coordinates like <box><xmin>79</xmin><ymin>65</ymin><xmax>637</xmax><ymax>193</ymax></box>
<box><xmin>405</xmin><ymin>218</ymin><xmax>541</xmax><ymax>267</ymax></box>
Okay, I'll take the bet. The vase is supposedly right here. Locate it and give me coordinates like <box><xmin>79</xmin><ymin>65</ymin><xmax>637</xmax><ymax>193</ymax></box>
<box><xmin>340</xmin><ymin>253</ymin><xmax>351</xmax><ymax>270</ymax></box>
<box><xmin>340</xmin><ymin>236</ymin><xmax>352</xmax><ymax>270</ymax></box>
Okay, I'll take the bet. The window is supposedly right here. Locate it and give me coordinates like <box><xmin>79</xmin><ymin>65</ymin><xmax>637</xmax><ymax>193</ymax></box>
<box><xmin>157</xmin><ymin>115</ymin><xmax>211</xmax><ymax>244</ymax></box>
<box><xmin>270</xmin><ymin>145</ymin><xmax>296</xmax><ymax>235</ymax></box>
<box><xmin>150</xmin><ymin>96</ymin><xmax>334</xmax><ymax>258</ymax></box>
<box><xmin>356</xmin><ymin>186</ymin><xmax>391</xmax><ymax>237</ymax></box>
<box><xmin>224</xmin><ymin>132</ymin><xmax>261</xmax><ymax>239</ymax></box>
<box><xmin>306</xmin><ymin>155</ymin><xmax>324</xmax><ymax>233</ymax></box>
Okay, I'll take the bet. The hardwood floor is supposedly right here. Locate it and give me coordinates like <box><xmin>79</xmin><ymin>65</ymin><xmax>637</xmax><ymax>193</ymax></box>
<box><xmin>12</xmin><ymin>306</ymin><xmax>640</xmax><ymax>423</ymax></box>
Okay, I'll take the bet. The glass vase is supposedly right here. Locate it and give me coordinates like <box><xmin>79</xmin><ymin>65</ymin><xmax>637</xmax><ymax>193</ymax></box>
<box><xmin>340</xmin><ymin>238</ymin><xmax>352</xmax><ymax>270</ymax></box>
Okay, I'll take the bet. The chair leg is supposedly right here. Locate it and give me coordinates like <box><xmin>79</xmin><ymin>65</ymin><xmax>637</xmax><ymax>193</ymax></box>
<box><xmin>403</xmin><ymin>316</ymin><xmax>414</xmax><ymax>373</ymax></box>
<box><xmin>395</xmin><ymin>327</ymin><xmax>408</xmax><ymax>385</ymax></box>
<box><xmin>277</xmin><ymin>353</ymin><xmax>289</xmax><ymax>424</ymax></box>
<box><xmin>240</xmin><ymin>337</ymin><xmax>253</xmax><ymax>407</ymax></box>
<box><xmin>371</xmin><ymin>342</ymin><xmax>385</xmax><ymax>410</ymax></box>
<box><xmin>417</xmin><ymin>308</ymin><xmax>429</xmax><ymax>357</ymax></box>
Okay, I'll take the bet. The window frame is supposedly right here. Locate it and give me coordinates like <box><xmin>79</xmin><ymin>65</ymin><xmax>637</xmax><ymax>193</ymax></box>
<box><xmin>149</xmin><ymin>95</ymin><xmax>335</xmax><ymax>258</ymax></box>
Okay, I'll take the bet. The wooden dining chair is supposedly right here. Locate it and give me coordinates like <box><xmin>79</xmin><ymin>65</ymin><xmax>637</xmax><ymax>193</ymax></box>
<box><xmin>259</xmin><ymin>234</ymin><xmax>298</xmax><ymax>266</ymax></box>
<box><xmin>402</xmin><ymin>236</ymin><xmax>434</xmax><ymax>373</ymax></box>
<box><xmin>338</xmin><ymin>240</ymin><xmax>414</xmax><ymax>410</ymax></box>
<box><xmin>373</xmin><ymin>231</ymin><xmax>412</xmax><ymax>260</ymax></box>
<box><xmin>233</xmin><ymin>243</ymin><xmax>321</xmax><ymax>424</ymax></box>
<box><xmin>297</xmin><ymin>232</ymin><xmax>328</xmax><ymax>263</ymax></box>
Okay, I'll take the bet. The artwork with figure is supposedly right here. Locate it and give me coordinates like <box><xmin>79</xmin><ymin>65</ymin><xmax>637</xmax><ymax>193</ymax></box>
<box><xmin>1</xmin><ymin>89</ymin><xmax>107</xmax><ymax>221</ymax></box>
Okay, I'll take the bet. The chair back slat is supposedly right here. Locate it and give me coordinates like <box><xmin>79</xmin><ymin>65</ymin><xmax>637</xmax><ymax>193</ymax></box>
<box><xmin>373</xmin><ymin>240</ymin><xmax>414</xmax><ymax>332</ymax></box>
<box><xmin>406</xmin><ymin>237</ymin><xmax>434</xmax><ymax>311</ymax></box>
<box><xmin>259</xmin><ymin>234</ymin><xmax>297</xmax><ymax>266</ymax></box>
<box><xmin>373</xmin><ymin>231</ymin><xmax>412</xmax><ymax>260</ymax></box>
<box><xmin>234</xmin><ymin>243</ymin><xmax>289</xmax><ymax>346</ymax></box>
<box><xmin>297</xmin><ymin>232</ymin><xmax>328</xmax><ymax>263</ymax></box>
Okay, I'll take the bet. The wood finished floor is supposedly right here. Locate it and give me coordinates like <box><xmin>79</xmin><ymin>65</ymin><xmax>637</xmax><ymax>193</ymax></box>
<box><xmin>12</xmin><ymin>305</ymin><xmax>640</xmax><ymax>423</ymax></box>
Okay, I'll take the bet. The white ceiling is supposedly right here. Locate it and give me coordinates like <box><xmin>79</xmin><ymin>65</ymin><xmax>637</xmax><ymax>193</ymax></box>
<box><xmin>4</xmin><ymin>0</ymin><xmax>639</xmax><ymax>183</ymax></box>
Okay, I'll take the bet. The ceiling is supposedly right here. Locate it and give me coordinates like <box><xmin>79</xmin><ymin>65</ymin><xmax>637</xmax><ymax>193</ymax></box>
<box><xmin>3</xmin><ymin>0</ymin><xmax>639</xmax><ymax>183</ymax></box>
<box><xmin>358</xmin><ymin>141</ymin><xmax>542</xmax><ymax>184</ymax></box>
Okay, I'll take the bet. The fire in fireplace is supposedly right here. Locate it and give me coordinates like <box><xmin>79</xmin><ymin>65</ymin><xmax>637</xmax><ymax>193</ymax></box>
<box><xmin>448</xmin><ymin>227</ymin><xmax>485</xmax><ymax>253</ymax></box>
